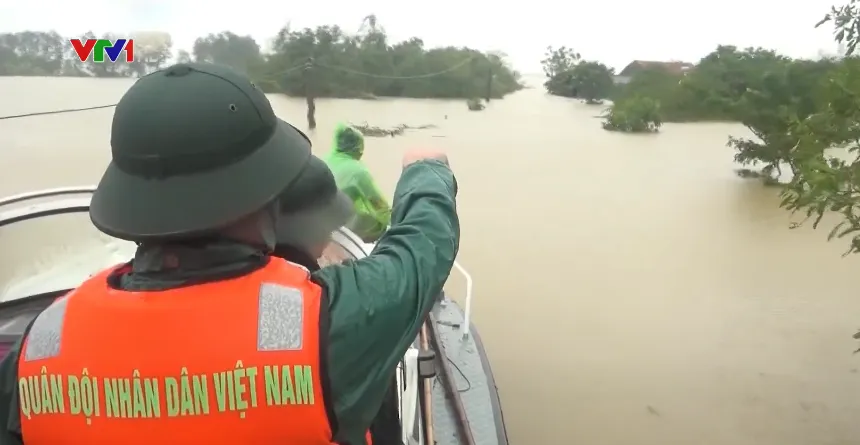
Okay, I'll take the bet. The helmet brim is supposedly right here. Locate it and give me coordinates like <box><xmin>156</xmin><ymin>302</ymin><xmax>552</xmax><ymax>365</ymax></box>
<box><xmin>90</xmin><ymin>119</ymin><xmax>311</xmax><ymax>241</ymax></box>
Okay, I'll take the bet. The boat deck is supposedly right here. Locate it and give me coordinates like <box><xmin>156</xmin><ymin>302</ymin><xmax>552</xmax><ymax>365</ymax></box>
<box><xmin>431</xmin><ymin>296</ymin><xmax>507</xmax><ymax>445</ymax></box>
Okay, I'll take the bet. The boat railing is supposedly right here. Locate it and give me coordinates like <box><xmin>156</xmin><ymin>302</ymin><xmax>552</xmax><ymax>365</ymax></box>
<box><xmin>397</xmin><ymin>348</ymin><xmax>421</xmax><ymax>444</ymax></box>
<box><xmin>452</xmin><ymin>261</ymin><xmax>474</xmax><ymax>337</ymax></box>
<box><xmin>0</xmin><ymin>187</ymin><xmax>96</xmax><ymax>229</ymax></box>
<box><xmin>0</xmin><ymin>186</ymin><xmax>99</xmax><ymax>206</ymax></box>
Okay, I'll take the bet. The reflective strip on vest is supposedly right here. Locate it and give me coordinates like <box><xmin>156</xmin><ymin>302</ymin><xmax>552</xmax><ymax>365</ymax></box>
<box><xmin>257</xmin><ymin>283</ymin><xmax>303</xmax><ymax>351</ymax></box>
<box><xmin>17</xmin><ymin>258</ymin><xmax>333</xmax><ymax>445</ymax></box>
<box><xmin>23</xmin><ymin>296</ymin><xmax>69</xmax><ymax>361</ymax></box>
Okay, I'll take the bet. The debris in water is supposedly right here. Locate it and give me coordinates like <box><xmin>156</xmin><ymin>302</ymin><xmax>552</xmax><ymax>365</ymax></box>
<box><xmin>466</xmin><ymin>98</ymin><xmax>485</xmax><ymax>111</ymax></box>
<box><xmin>853</xmin><ymin>329</ymin><xmax>860</xmax><ymax>353</ymax></box>
<box><xmin>646</xmin><ymin>405</ymin><xmax>661</xmax><ymax>417</ymax></box>
<box><xmin>351</xmin><ymin>122</ymin><xmax>437</xmax><ymax>138</ymax></box>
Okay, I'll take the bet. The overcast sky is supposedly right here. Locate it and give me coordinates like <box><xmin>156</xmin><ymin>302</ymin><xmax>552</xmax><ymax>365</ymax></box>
<box><xmin>0</xmin><ymin>0</ymin><xmax>845</xmax><ymax>72</ymax></box>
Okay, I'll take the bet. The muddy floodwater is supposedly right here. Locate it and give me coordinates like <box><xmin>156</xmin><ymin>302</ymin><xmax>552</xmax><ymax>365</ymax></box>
<box><xmin>1</xmin><ymin>76</ymin><xmax>860</xmax><ymax>445</ymax></box>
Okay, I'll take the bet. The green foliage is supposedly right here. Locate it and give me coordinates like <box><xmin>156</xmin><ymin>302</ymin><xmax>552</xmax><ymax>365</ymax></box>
<box><xmin>779</xmin><ymin>55</ymin><xmax>860</xmax><ymax>254</ymax></box>
<box><xmin>540</xmin><ymin>46</ymin><xmax>581</xmax><ymax>95</ymax></box>
<box><xmin>192</xmin><ymin>32</ymin><xmax>265</xmax><ymax>77</ymax></box>
<box><xmin>703</xmin><ymin>0</ymin><xmax>860</xmax><ymax>257</ymax></box>
<box><xmin>818</xmin><ymin>0</ymin><xmax>860</xmax><ymax>55</ymax></box>
<box><xmin>612</xmin><ymin>67</ymin><xmax>690</xmax><ymax>119</ymax></box>
<box><xmin>604</xmin><ymin>44</ymin><xmax>853</xmax><ymax>250</ymax></box>
<box><xmin>728</xmin><ymin>58</ymin><xmax>837</xmax><ymax>181</ymax></box>
<box><xmin>611</xmin><ymin>46</ymin><xmax>799</xmax><ymax>123</ymax></box>
<box><xmin>569</xmin><ymin>0</ymin><xmax>860</xmax><ymax>256</ymax></box>
<box><xmin>571</xmin><ymin>62</ymin><xmax>615</xmax><ymax>103</ymax></box>
<box><xmin>539</xmin><ymin>47</ymin><xmax>615</xmax><ymax>102</ymax></box>
<box><xmin>0</xmin><ymin>20</ymin><xmax>522</xmax><ymax>100</ymax></box>
<box><xmin>602</xmin><ymin>96</ymin><xmax>663</xmax><ymax>133</ymax></box>
<box><xmin>541</xmin><ymin>46</ymin><xmax>580</xmax><ymax>80</ymax></box>
<box><xmin>545</xmin><ymin>60</ymin><xmax>615</xmax><ymax>103</ymax></box>
<box><xmin>260</xmin><ymin>22</ymin><xmax>521</xmax><ymax>99</ymax></box>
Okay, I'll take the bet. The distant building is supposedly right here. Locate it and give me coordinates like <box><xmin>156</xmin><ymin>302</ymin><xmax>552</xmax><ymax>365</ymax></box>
<box><xmin>613</xmin><ymin>60</ymin><xmax>695</xmax><ymax>85</ymax></box>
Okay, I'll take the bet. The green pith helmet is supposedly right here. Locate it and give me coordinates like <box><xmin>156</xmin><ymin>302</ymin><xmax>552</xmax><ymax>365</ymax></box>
<box><xmin>275</xmin><ymin>156</ymin><xmax>355</xmax><ymax>248</ymax></box>
<box><xmin>90</xmin><ymin>62</ymin><xmax>312</xmax><ymax>241</ymax></box>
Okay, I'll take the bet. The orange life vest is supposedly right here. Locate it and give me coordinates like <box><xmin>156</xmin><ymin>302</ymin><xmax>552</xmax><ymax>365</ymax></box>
<box><xmin>16</xmin><ymin>257</ymin><xmax>337</xmax><ymax>445</ymax></box>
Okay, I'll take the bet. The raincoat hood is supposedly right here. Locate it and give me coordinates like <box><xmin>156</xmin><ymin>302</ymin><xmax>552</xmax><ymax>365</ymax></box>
<box><xmin>331</xmin><ymin>123</ymin><xmax>365</xmax><ymax>160</ymax></box>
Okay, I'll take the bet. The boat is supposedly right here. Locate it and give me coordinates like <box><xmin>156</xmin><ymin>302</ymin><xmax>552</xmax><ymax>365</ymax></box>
<box><xmin>0</xmin><ymin>186</ymin><xmax>509</xmax><ymax>445</ymax></box>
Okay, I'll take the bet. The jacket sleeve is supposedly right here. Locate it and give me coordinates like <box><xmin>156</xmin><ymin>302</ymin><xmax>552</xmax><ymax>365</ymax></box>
<box><xmin>312</xmin><ymin>160</ymin><xmax>459</xmax><ymax>445</ymax></box>
<box><xmin>354</xmin><ymin>167</ymin><xmax>391</xmax><ymax>229</ymax></box>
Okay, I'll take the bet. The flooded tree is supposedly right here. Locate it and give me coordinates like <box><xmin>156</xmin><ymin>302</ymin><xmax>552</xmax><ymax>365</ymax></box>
<box><xmin>0</xmin><ymin>31</ymin><xmax>66</xmax><ymax>76</ymax></box>
<box><xmin>611</xmin><ymin>46</ymin><xmax>795</xmax><ymax>123</ymax></box>
<box><xmin>777</xmin><ymin>1</ymin><xmax>860</xmax><ymax>255</ymax></box>
<box><xmin>540</xmin><ymin>49</ymin><xmax>614</xmax><ymax>104</ymax></box>
<box><xmin>192</xmin><ymin>32</ymin><xmax>264</xmax><ymax>76</ymax></box>
<box><xmin>605</xmin><ymin>45</ymin><xmax>840</xmax><ymax>185</ymax></box>
<box><xmin>727</xmin><ymin>57</ymin><xmax>837</xmax><ymax>183</ymax></box>
<box><xmin>540</xmin><ymin>46</ymin><xmax>580</xmax><ymax>80</ymax></box>
<box><xmin>540</xmin><ymin>46</ymin><xmax>581</xmax><ymax>96</ymax></box>
<box><xmin>262</xmin><ymin>21</ymin><xmax>521</xmax><ymax>99</ymax></box>
<box><xmin>603</xmin><ymin>0</ymin><xmax>860</xmax><ymax>255</ymax></box>
<box><xmin>568</xmin><ymin>61</ymin><xmax>615</xmax><ymax>104</ymax></box>
<box><xmin>602</xmin><ymin>96</ymin><xmax>662</xmax><ymax>133</ymax></box>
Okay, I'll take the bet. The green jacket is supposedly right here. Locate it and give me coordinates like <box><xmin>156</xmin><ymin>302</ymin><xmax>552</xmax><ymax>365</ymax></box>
<box><xmin>0</xmin><ymin>160</ymin><xmax>459</xmax><ymax>445</ymax></box>
<box><xmin>325</xmin><ymin>123</ymin><xmax>392</xmax><ymax>242</ymax></box>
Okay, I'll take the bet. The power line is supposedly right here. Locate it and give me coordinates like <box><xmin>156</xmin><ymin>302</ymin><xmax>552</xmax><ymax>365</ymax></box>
<box><xmin>316</xmin><ymin>55</ymin><xmax>477</xmax><ymax>79</ymax></box>
<box><xmin>0</xmin><ymin>104</ymin><xmax>116</xmax><ymax>120</ymax></box>
<box><xmin>0</xmin><ymin>56</ymin><xmax>482</xmax><ymax>120</ymax></box>
<box><xmin>256</xmin><ymin>62</ymin><xmax>307</xmax><ymax>81</ymax></box>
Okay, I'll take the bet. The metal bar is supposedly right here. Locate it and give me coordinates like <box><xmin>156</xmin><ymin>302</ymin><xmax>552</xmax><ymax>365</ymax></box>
<box><xmin>418</xmin><ymin>323</ymin><xmax>435</xmax><ymax>445</ymax></box>
<box><xmin>452</xmin><ymin>261</ymin><xmax>474</xmax><ymax>337</ymax></box>
<box><xmin>0</xmin><ymin>199</ymin><xmax>91</xmax><ymax>228</ymax></box>
<box><xmin>0</xmin><ymin>186</ymin><xmax>96</xmax><ymax>207</ymax></box>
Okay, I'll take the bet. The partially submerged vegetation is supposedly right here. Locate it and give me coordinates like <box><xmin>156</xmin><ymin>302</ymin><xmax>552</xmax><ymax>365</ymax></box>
<box><xmin>601</xmin><ymin>96</ymin><xmax>662</xmax><ymax>133</ymax></box>
<box><xmin>540</xmin><ymin>47</ymin><xmax>615</xmax><ymax>105</ymax></box>
<box><xmin>542</xmin><ymin>1</ymin><xmax>860</xmax><ymax>258</ymax></box>
<box><xmin>0</xmin><ymin>16</ymin><xmax>523</xmax><ymax>100</ymax></box>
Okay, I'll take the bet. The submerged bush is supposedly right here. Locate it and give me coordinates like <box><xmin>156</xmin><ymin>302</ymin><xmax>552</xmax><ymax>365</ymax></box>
<box><xmin>602</xmin><ymin>96</ymin><xmax>663</xmax><ymax>133</ymax></box>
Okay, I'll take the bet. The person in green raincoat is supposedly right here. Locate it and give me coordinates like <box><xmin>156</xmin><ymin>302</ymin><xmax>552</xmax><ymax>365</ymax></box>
<box><xmin>325</xmin><ymin>123</ymin><xmax>392</xmax><ymax>242</ymax></box>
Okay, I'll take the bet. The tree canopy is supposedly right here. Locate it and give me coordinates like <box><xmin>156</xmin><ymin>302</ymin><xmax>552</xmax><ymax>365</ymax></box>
<box><xmin>777</xmin><ymin>0</ymin><xmax>860</xmax><ymax>255</ymax></box>
<box><xmin>0</xmin><ymin>18</ymin><xmax>522</xmax><ymax>99</ymax></box>
<box><xmin>540</xmin><ymin>47</ymin><xmax>616</xmax><ymax>104</ymax></box>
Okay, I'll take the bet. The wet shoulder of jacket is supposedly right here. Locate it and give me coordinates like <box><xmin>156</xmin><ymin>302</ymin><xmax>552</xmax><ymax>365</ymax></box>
<box><xmin>311</xmin><ymin>159</ymin><xmax>459</xmax><ymax>444</ymax></box>
<box><xmin>0</xmin><ymin>335</ymin><xmax>25</xmax><ymax>445</ymax></box>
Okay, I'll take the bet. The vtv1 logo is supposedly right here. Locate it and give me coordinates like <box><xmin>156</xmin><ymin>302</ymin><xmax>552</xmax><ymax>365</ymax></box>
<box><xmin>70</xmin><ymin>39</ymin><xmax>134</xmax><ymax>63</ymax></box>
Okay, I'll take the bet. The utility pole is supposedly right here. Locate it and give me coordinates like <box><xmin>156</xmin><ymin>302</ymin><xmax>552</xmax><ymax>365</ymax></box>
<box><xmin>485</xmin><ymin>66</ymin><xmax>493</xmax><ymax>103</ymax></box>
<box><xmin>303</xmin><ymin>57</ymin><xmax>317</xmax><ymax>130</ymax></box>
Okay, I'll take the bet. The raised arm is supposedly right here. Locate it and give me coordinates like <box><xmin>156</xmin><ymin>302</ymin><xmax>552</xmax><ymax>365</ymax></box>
<box><xmin>313</xmin><ymin>150</ymin><xmax>458</xmax><ymax>444</ymax></box>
